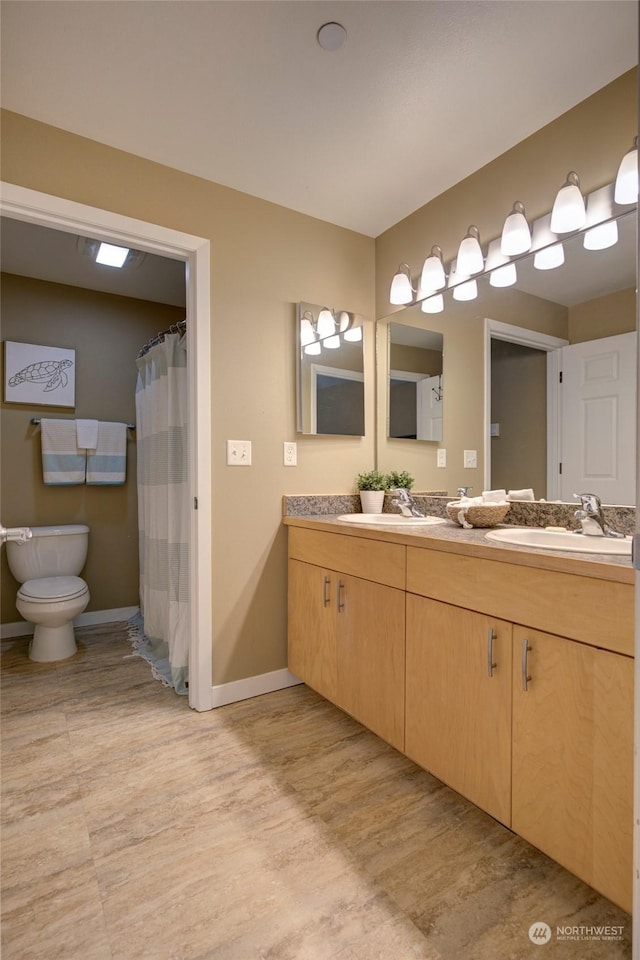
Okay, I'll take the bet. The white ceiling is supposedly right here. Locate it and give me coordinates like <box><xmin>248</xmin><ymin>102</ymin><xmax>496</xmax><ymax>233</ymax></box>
<box><xmin>1</xmin><ymin>0</ymin><xmax>637</xmax><ymax>238</ymax></box>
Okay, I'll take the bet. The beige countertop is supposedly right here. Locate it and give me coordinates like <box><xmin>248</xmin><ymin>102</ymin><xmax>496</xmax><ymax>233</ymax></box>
<box><xmin>283</xmin><ymin>514</ymin><xmax>634</xmax><ymax>585</ymax></box>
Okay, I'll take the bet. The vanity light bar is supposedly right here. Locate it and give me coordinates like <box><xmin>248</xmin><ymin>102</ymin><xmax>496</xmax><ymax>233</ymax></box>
<box><xmin>390</xmin><ymin>153</ymin><xmax>638</xmax><ymax>306</ymax></box>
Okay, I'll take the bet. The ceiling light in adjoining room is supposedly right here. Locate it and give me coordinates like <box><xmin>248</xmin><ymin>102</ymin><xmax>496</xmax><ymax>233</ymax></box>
<box><xmin>421</xmin><ymin>294</ymin><xmax>444</xmax><ymax>314</ymax></box>
<box><xmin>389</xmin><ymin>264</ymin><xmax>414</xmax><ymax>305</ymax></box>
<box><xmin>456</xmin><ymin>225</ymin><xmax>484</xmax><ymax>275</ymax></box>
<box><xmin>500</xmin><ymin>201</ymin><xmax>532</xmax><ymax>256</ymax></box>
<box><xmin>95</xmin><ymin>242</ymin><xmax>130</xmax><ymax>268</ymax></box>
<box><xmin>420</xmin><ymin>245</ymin><xmax>446</xmax><ymax>294</ymax></box>
<box><xmin>614</xmin><ymin>136</ymin><xmax>638</xmax><ymax>205</ymax></box>
<box><xmin>550</xmin><ymin>171</ymin><xmax>586</xmax><ymax>233</ymax></box>
<box><xmin>317</xmin><ymin>22</ymin><xmax>347</xmax><ymax>51</ymax></box>
<box><xmin>485</xmin><ymin>238</ymin><xmax>517</xmax><ymax>287</ymax></box>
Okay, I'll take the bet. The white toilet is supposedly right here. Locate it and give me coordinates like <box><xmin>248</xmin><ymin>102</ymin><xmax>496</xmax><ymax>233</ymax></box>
<box><xmin>6</xmin><ymin>524</ymin><xmax>90</xmax><ymax>662</ymax></box>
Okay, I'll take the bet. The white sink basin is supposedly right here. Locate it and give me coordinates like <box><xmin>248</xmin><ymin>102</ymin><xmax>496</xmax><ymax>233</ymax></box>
<box><xmin>485</xmin><ymin>527</ymin><xmax>632</xmax><ymax>556</ymax></box>
<box><xmin>337</xmin><ymin>513</ymin><xmax>446</xmax><ymax>526</ymax></box>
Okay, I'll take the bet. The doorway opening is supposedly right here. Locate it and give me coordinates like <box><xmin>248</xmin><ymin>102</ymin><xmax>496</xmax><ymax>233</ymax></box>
<box><xmin>0</xmin><ymin>182</ymin><xmax>213</xmax><ymax>711</ymax></box>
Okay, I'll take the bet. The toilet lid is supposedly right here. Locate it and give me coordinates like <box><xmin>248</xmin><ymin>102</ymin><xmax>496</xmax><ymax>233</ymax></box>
<box><xmin>18</xmin><ymin>576</ymin><xmax>88</xmax><ymax>602</ymax></box>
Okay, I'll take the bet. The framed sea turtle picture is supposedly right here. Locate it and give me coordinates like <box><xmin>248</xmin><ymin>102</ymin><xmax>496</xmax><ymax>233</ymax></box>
<box><xmin>3</xmin><ymin>341</ymin><xmax>76</xmax><ymax>408</ymax></box>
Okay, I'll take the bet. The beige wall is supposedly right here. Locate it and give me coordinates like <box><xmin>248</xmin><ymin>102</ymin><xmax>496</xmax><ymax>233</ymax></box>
<box><xmin>0</xmin><ymin>273</ymin><xmax>183</xmax><ymax>623</ymax></box>
<box><xmin>0</xmin><ymin>109</ymin><xmax>375</xmax><ymax>685</ymax></box>
<box><xmin>375</xmin><ymin>68</ymin><xmax>637</xmax><ymax>493</ymax></box>
<box><xmin>568</xmin><ymin>286</ymin><xmax>636</xmax><ymax>343</ymax></box>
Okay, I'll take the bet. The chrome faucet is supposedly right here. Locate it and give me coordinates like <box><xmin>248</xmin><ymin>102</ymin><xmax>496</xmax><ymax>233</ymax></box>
<box><xmin>573</xmin><ymin>493</ymin><xmax>624</xmax><ymax>538</ymax></box>
<box><xmin>391</xmin><ymin>487</ymin><xmax>425</xmax><ymax>518</ymax></box>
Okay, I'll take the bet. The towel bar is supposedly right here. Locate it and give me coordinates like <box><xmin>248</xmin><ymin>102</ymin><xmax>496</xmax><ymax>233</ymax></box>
<box><xmin>31</xmin><ymin>418</ymin><xmax>135</xmax><ymax>429</ymax></box>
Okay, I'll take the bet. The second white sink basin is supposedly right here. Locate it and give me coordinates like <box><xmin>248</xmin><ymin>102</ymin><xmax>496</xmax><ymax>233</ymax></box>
<box><xmin>485</xmin><ymin>527</ymin><xmax>632</xmax><ymax>555</ymax></box>
<box><xmin>337</xmin><ymin>513</ymin><xmax>446</xmax><ymax>526</ymax></box>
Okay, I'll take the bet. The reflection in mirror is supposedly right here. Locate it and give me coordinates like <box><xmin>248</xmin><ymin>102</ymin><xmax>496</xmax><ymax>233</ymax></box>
<box><xmin>296</xmin><ymin>301</ymin><xmax>365</xmax><ymax>436</ymax></box>
<box><xmin>487</xmin><ymin>209</ymin><xmax>636</xmax><ymax>505</ymax></box>
<box><xmin>388</xmin><ymin>324</ymin><xmax>443</xmax><ymax>441</ymax></box>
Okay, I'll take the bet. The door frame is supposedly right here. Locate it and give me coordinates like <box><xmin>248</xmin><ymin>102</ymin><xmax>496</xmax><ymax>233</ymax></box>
<box><xmin>483</xmin><ymin>318</ymin><xmax>568</xmax><ymax>495</ymax></box>
<box><xmin>0</xmin><ymin>181</ymin><xmax>213</xmax><ymax>711</ymax></box>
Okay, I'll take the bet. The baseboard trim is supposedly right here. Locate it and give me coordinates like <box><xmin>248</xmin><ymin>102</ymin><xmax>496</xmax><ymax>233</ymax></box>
<box><xmin>1</xmin><ymin>606</ymin><xmax>140</xmax><ymax>639</ymax></box>
<box><xmin>211</xmin><ymin>668</ymin><xmax>302</xmax><ymax>708</ymax></box>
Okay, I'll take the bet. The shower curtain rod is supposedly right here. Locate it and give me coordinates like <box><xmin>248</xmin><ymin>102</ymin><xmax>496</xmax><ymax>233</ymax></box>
<box><xmin>137</xmin><ymin>318</ymin><xmax>187</xmax><ymax>359</ymax></box>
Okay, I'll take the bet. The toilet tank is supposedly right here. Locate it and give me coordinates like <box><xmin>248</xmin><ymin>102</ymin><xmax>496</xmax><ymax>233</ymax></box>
<box><xmin>6</xmin><ymin>524</ymin><xmax>89</xmax><ymax>583</ymax></box>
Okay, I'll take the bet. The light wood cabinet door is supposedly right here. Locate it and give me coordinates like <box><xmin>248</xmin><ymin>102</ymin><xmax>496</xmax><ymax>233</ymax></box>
<box><xmin>405</xmin><ymin>596</ymin><xmax>512</xmax><ymax>825</ymax></box>
<box><xmin>337</xmin><ymin>574</ymin><xmax>405</xmax><ymax>752</ymax></box>
<box><xmin>288</xmin><ymin>559</ymin><xmax>337</xmax><ymax>703</ymax></box>
<box><xmin>512</xmin><ymin>627</ymin><xmax>633</xmax><ymax>913</ymax></box>
<box><xmin>592</xmin><ymin>647</ymin><xmax>633</xmax><ymax>913</ymax></box>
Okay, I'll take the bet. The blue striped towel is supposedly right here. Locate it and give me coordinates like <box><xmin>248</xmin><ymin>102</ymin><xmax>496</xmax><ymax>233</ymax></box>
<box><xmin>41</xmin><ymin>419</ymin><xmax>86</xmax><ymax>485</ymax></box>
<box><xmin>86</xmin><ymin>422</ymin><xmax>127</xmax><ymax>485</ymax></box>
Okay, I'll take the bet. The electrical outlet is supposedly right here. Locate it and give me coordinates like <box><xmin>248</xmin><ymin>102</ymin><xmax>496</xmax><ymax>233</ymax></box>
<box><xmin>463</xmin><ymin>449</ymin><xmax>477</xmax><ymax>469</ymax></box>
<box><xmin>437</xmin><ymin>448</ymin><xmax>446</xmax><ymax>468</ymax></box>
<box><xmin>226</xmin><ymin>440</ymin><xmax>252</xmax><ymax>466</ymax></box>
<box><xmin>283</xmin><ymin>441</ymin><xmax>297</xmax><ymax>466</ymax></box>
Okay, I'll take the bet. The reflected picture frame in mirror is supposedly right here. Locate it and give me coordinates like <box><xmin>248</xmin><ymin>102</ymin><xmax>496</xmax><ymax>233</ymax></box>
<box><xmin>296</xmin><ymin>301</ymin><xmax>365</xmax><ymax>437</ymax></box>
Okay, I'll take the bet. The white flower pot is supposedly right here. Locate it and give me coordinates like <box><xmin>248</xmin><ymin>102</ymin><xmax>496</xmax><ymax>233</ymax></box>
<box><xmin>359</xmin><ymin>490</ymin><xmax>385</xmax><ymax>514</ymax></box>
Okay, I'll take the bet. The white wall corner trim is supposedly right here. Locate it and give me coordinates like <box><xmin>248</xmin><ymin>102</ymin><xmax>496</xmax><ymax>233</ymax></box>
<box><xmin>211</xmin><ymin>669</ymin><xmax>303</xmax><ymax>709</ymax></box>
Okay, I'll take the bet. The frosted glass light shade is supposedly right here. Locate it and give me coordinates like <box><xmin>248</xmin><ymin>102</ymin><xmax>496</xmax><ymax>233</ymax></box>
<box><xmin>614</xmin><ymin>138</ymin><xmax>638</xmax><ymax>204</ymax></box>
<box><xmin>343</xmin><ymin>324</ymin><xmax>362</xmax><ymax>342</ymax></box>
<box><xmin>300</xmin><ymin>317</ymin><xmax>316</xmax><ymax>346</ymax></box>
<box><xmin>501</xmin><ymin>202</ymin><xmax>531</xmax><ymax>256</ymax></box>
<box><xmin>452</xmin><ymin>278</ymin><xmax>478</xmax><ymax>301</ymax></box>
<box><xmin>550</xmin><ymin>172</ymin><xmax>585</xmax><ymax>233</ymax></box>
<box><xmin>489</xmin><ymin>263</ymin><xmax>517</xmax><ymax>287</ymax></box>
<box><xmin>317</xmin><ymin>308</ymin><xmax>335</xmax><ymax>338</ymax></box>
<box><xmin>304</xmin><ymin>341</ymin><xmax>321</xmax><ymax>356</ymax></box>
<box><xmin>390</xmin><ymin>264</ymin><xmax>414</xmax><ymax>305</ymax></box>
<box><xmin>421</xmin><ymin>294</ymin><xmax>444</xmax><ymax>314</ymax></box>
<box><xmin>584</xmin><ymin>220</ymin><xmax>618</xmax><ymax>251</ymax></box>
<box><xmin>420</xmin><ymin>246</ymin><xmax>446</xmax><ymax>292</ymax></box>
<box><xmin>456</xmin><ymin>226</ymin><xmax>484</xmax><ymax>275</ymax></box>
<box><xmin>534</xmin><ymin>242</ymin><xmax>564</xmax><ymax>270</ymax></box>
<box><xmin>323</xmin><ymin>335</ymin><xmax>340</xmax><ymax>349</ymax></box>
<box><xmin>337</xmin><ymin>311</ymin><xmax>351</xmax><ymax>332</ymax></box>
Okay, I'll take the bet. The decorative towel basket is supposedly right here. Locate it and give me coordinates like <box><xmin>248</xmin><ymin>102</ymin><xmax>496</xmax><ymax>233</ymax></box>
<box><xmin>446</xmin><ymin>501</ymin><xmax>510</xmax><ymax>528</ymax></box>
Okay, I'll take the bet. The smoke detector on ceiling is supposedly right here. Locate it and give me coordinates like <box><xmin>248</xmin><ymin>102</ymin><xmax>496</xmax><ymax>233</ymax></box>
<box><xmin>317</xmin><ymin>22</ymin><xmax>347</xmax><ymax>52</ymax></box>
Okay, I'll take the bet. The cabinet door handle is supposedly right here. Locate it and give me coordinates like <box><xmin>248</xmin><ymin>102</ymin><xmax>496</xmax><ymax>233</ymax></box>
<box><xmin>487</xmin><ymin>628</ymin><xmax>497</xmax><ymax>677</ymax></box>
<box><xmin>322</xmin><ymin>576</ymin><xmax>331</xmax><ymax>607</ymax></box>
<box><xmin>521</xmin><ymin>637</ymin><xmax>532</xmax><ymax>691</ymax></box>
<box><xmin>337</xmin><ymin>580</ymin><xmax>345</xmax><ymax>613</ymax></box>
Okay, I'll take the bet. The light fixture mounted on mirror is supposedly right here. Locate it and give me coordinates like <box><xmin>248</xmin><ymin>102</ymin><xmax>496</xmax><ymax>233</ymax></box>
<box><xmin>388</xmin><ymin>136</ymin><xmax>638</xmax><ymax>309</ymax></box>
<box><xmin>299</xmin><ymin>304</ymin><xmax>362</xmax><ymax>355</ymax></box>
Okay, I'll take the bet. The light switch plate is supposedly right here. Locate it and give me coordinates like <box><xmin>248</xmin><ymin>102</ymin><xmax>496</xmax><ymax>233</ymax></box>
<box><xmin>437</xmin><ymin>448</ymin><xmax>446</xmax><ymax>468</ymax></box>
<box><xmin>227</xmin><ymin>440</ymin><xmax>252</xmax><ymax>466</ymax></box>
<box><xmin>464</xmin><ymin>449</ymin><xmax>477</xmax><ymax>469</ymax></box>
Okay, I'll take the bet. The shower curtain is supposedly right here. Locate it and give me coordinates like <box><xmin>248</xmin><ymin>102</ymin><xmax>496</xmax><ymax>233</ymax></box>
<box><xmin>132</xmin><ymin>331</ymin><xmax>189</xmax><ymax>694</ymax></box>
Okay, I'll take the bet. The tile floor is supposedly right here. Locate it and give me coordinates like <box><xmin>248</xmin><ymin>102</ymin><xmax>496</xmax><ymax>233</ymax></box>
<box><xmin>1</xmin><ymin>622</ymin><xmax>632</xmax><ymax>960</ymax></box>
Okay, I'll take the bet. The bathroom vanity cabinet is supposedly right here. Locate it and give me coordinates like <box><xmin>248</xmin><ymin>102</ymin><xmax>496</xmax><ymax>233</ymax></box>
<box><xmin>288</xmin><ymin>527</ymin><xmax>405</xmax><ymax>751</ymax></box>
<box><xmin>286</xmin><ymin>519</ymin><xmax>634</xmax><ymax>913</ymax></box>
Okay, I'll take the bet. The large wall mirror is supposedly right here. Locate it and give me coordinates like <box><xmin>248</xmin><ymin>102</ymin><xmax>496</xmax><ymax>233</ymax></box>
<box><xmin>377</xmin><ymin>207</ymin><xmax>637</xmax><ymax>506</ymax></box>
<box><xmin>296</xmin><ymin>301</ymin><xmax>365</xmax><ymax>436</ymax></box>
<box><xmin>388</xmin><ymin>324</ymin><xmax>443</xmax><ymax>441</ymax></box>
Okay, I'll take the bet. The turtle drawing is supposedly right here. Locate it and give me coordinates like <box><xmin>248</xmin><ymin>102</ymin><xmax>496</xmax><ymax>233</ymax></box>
<box><xmin>9</xmin><ymin>358</ymin><xmax>74</xmax><ymax>393</ymax></box>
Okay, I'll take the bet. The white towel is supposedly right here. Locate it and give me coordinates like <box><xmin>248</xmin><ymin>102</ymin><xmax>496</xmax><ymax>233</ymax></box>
<box><xmin>482</xmin><ymin>489</ymin><xmax>507</xmax><ymax>503</ymax></box>
<box><xmin>76</xmin><ymin>419</ymin><xmax>99</xmax><ymax>449</ymax></box>
<box><xmin>507</xmin><ymin>488</ymin><xmax>535</xmax><ymax>501</ymax></box>
<box><xmin>86</xmin><ymin>422</ymin><xmax>127</xmax><ymax>485</ymax></box>
<box><xmin>41</xmin><ymin>419</ymin><xmax>86</xmax><ymax>485</ymax></box>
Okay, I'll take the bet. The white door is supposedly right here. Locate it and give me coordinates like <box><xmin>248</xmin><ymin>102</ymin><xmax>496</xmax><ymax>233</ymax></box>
<box><xmin>558</xmin><ymin>331</ymin><xmax>636</xmax><ymax>504</ymax></box>
<box><xmin>417</xmin><ymin>375</ymin><xmax>443</xmax><ymax>441</ymax></box>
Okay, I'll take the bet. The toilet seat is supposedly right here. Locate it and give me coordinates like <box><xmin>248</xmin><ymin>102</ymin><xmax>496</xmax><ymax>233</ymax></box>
<box><xmin>18</xmin><ymin>576</ymin><xmax>88</xmax><ymax>603</ymax></box>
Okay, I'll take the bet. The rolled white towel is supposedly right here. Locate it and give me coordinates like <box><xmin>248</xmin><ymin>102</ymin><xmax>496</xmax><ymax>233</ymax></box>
<box><xmin>507</xmin><ymin>488</ymin><xmax>535</xmax><ymax>501</ymax></box>
<box><xmin>482</xmin><ymin>489</ymin><xmax>507</xmax><ymax>503</ymax></box>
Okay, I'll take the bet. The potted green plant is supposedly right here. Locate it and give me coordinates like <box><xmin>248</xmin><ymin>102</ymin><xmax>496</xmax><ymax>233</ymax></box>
<box><xmin>356</xmin><ymin>470</ymin><xmax>389</xmax><ymax>514</ymax></box>
<box><xmin>387</xmin><ymin>470</ymin><xmax>414</xmax><ymax>491</ymax></box>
